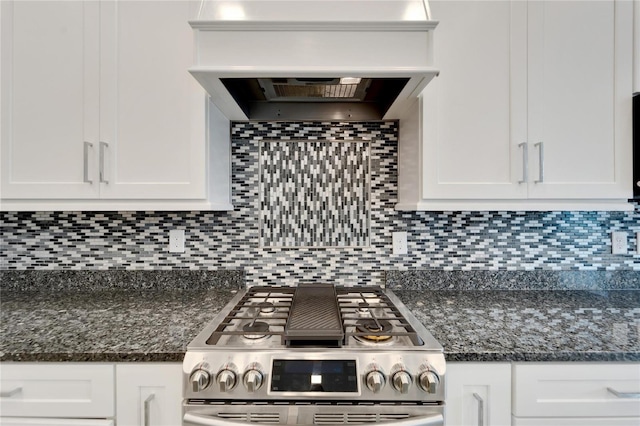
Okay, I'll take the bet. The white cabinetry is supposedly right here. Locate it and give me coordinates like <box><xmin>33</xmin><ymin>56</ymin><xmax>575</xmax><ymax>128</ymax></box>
<box><xmin>398</xmin><ymin>0</ymin><xmax>634</xmax><ymax>211</ymax></box>
<box><xmin>0</xmin><ymin>0</ymin><xmax>232</xmax><ymax>211</ymax></box>
<box><xmin>115</xmin><ymin>363</ymin><xmax>182</xmax><ymax>426</ymax></box>
<box><xmin>0</xmin><ymin>363</ymin><xmax>115</xmax><ymax>424</ymax></box>
<box><xmin>512</xmin><ymin>362</ymin><xmax>640</xmax><ymax>426</ymax></box>
<box><xmin>446</xmin><ymin>362</ymin><xmax>511</xmax><ymax>426</ymax></box>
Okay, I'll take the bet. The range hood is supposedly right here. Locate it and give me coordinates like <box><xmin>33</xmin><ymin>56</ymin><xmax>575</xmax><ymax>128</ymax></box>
<box><xmin>189</xmin><ymin>0</ymin><xmax>439</xmax><ymax>120</ymax></box>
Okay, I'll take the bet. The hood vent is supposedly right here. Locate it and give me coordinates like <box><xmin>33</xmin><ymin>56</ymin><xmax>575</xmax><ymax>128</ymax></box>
<box><xmin>189</xmin><ymin>1</ymin><xmax>438</xmax><ymax>120</ymax></box>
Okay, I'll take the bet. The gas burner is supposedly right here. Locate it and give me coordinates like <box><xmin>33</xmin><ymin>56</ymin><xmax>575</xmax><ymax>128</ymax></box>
<box><xmin>243</xmin><ymin>321</ymin><xmax>271</xmax><ymax>340</ymax></box>
<box><xmin>357</xmin><ymin>302</ymin><xmax>371</xmax><ymax>314</ymax></box>
<box><xmin>257</xmin><ymin>301</ymin><xmax>276</xmax><ymax>314</ymax></box>
<box><xmin>354</xmin><ymin>319</ymin><xmax>394</xmax><ymax>343</ymax></box>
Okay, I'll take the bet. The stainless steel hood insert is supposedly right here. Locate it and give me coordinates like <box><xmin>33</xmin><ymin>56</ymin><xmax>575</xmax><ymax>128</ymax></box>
<box><xmin>189</xmin><ymin>1</ymin><xmax>438</xmax><ymax>121</ymax></box>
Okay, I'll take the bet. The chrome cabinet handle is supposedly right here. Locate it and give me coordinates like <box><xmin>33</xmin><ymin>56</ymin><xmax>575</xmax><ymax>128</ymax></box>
<box><xmin>534</xmin><ymin>142</ymin><xmax>544</xmax><ymax>183</ymax></box>
<box><xmin>473</xmin><ymin>393</ymin><xmax>484</xmax><ymax>426</ymax></box>
<box><xmin>518</xmin><ymin>142</ymin><xmax>528</xmax><ymax>184</ymax></box>
<box><xmin>143</xmin><ymin>393</ymin><xmax>155</xmax><ymax>426</ymax></box>
<box><xmin>99</xmin><ymin>141</ymin><xmax>109</xmax><ymax>184</ymax></box>
<box><xmin>83</xmin><ymin>142</ymin><xmax>93</xmax><ymax>184</ymax></box>
<box><xmin>0</xmin><ymin>387</ymin><xmax>22</xmax><ymax>398</ymax></box>
<box><xmin>607</xmin><ymin>387</ymin><xmax>640</xmax><ymax>399</ymax></box>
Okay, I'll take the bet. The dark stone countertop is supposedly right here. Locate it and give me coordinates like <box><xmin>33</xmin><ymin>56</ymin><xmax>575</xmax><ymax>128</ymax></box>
<box><xmin>394</xmin><ymin>290</ymin><xmax>640</xmax><ymax>362</ymax></box>
<box><xmin>0</xmin><ymin>288</ymin><xmax>239</xmax><ymax>362</ymax></box>
<box><xmin>1</xmin><ymin>287</ymin><xmax>638</xmax><ymax>363</ymax></box>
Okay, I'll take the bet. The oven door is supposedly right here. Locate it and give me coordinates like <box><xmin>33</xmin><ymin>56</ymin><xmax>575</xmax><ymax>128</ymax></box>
<box><xmin>183</xmin><ymin>402</ymin><xmax>444</xmax><ymax>425</ymax></box>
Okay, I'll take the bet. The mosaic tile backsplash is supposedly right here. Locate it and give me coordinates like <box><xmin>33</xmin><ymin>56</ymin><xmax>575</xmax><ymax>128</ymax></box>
<box><xmin>259</xmin><ymin>139</ymin><xmax>370</xmax><ymax>247</ymax></box>
<box><xmin>1</xmin><ymin>121</ymin><xmax>639</xmax><ymax>287</ymax></box>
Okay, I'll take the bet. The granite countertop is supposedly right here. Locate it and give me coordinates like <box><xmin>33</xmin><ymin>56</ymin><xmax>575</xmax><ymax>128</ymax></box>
<box><xmin>0</xmin><ymin>288</ymin><xmax>239</xmax><ymax>362</ymax></box>
<box><xmin>1</xmin><ymin>287</ymin><xmax>639</xmax><ymax>363</ymax></box>
<box><xmin>395</xmin><ymin>290</ymin><xmax>640</xmax><ymax>362</ymax></box>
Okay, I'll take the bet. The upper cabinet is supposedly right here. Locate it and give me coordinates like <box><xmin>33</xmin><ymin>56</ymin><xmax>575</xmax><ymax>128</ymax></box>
<box><xmin>0</xmin><ymin>0</ymin><xmax>232</xmax><ymax>211</ymax></box>
<box><xmin>397</xmin><ymin>0</ymin><xmax>634</xmax><ymax>211</ymax></box>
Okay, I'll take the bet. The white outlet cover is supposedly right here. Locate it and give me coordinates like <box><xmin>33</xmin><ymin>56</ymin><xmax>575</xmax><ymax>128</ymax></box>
<box><xmin>637</xmin><ymin>232</ymin><xmax>640</xmax><ymax>255</ymax></box>
<box><xmin>611</xmin><ymin>231</ymin><xmax>627</xmax><ymax>255</ymax></box>
<box><xmin>392</xmin><ymin>231</ymin><xmax>408</xmax><ymax>255</ymax></box>
<box><xmin>169</xmin><ymin>229</ymin><xmax>185</xmax><ymax>253</ymax></box>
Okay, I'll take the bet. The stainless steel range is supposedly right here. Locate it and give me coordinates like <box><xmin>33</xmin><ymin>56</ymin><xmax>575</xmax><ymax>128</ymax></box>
<box><xmin>182</xmin><ymin>284</ymin><xmax>445</xmax><ymax>425</ymax></box>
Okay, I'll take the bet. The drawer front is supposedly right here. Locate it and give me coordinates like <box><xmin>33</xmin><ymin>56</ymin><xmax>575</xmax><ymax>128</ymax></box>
<box><xmin>0</xmin><ymin>418</ymin><xmax>114</xmax><ymax>426</ymax></box>
<box><xmin>513</xmin><ymin>416</ymin><xmax>640</xmax><ymax>426</ymax></box>
<box><xmin>0</xmin><ymin>364</ymin><xmax>114</xmax><ymax>418</ymax></box>
<box><xmin>513</xmin><ymin>363</ymin><xmax>640</xmax><ymax>418</ymax></box>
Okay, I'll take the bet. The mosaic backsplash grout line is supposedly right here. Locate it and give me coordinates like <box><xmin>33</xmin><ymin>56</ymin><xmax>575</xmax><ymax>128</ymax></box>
<box><xmin>1</xmin><ymin>121</ymin><xmax>639</xmax><ymax>287</ymax></box>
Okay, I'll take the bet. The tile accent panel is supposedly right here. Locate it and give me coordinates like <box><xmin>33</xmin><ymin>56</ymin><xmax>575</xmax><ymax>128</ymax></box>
<box><xmin>259</xmin><ymin>139</ymin><xmax>370</xmax><ymax>247</ymax></box>
<box><xmin>1</xmin><ymin>121</ymin><xmax>639</xmax><ymax>288</ymax></box>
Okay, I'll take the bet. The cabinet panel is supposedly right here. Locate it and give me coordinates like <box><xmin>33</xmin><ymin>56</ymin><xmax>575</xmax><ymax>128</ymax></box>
<box><xmin>0</xmin><ymin>363</ymin><xmax>114</xmax><ymax>418</ymax></box>
<box><xmin>1</xmin><ymin>1</ymin><xmax>99</xmax><ymax>199</ymax></box>
<box><xmin>0</xmin><ymin>419</ymin><xmax>114</xmax><ymax>426</ymax></box>
<box><xmin>445</xmin><ymin>362</ymin><xmax>511</xmax><ymax>426</ymax></box>
<box><xmin>99</xmin><ymin>0</ymin><xmax>206</xmax><ymax>199</ymax></box>
<box><xmin>513</xmin><ymin>417</ymin><xmax>640</xmax><ymax>426</ymax></box>
<box><xmin>527</xmin><ymin>0</ymin><xmax>633</xmax><ymax>199</ymax></box>
<box><xmin>512</xmin><ymin>363</ymin><xmax>640</xmax><ymax>418</ymax></box>
<box><xmin>115</xmin><ymin>363</ymin><xmax>182</xmax><ymax>426</ymax></box>
<box><xmin>422</xmin><ymin>0</ymin><xmax>527</xmax><ymax>200</ymax></box>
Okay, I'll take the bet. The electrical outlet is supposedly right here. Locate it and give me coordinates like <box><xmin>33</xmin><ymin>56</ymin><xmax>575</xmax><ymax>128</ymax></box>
<box><xmin>169</xmin><ymin>229</ymin><xmax>185</xmax><ymax>253</ymax></box>
<box><xmin>392</xmin><ymin>232</ymin><xmax>408</xmax><ymax>255</ymax></box>
<box><xmin>637</xmin><ymin>232</ymin><xmax>640</xmax><ymax>255</ymax></box>
<box><xmin>611</xmin><ymin>231</ymin><xmax>627</xmax><ymax>255</ymax></box>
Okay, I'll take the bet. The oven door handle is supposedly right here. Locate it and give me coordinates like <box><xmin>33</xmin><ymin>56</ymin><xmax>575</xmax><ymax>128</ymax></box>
<box><xmin>183</xmin><ymin>412</ymin><xmax>443</xmax><ymax>426</ymax></box>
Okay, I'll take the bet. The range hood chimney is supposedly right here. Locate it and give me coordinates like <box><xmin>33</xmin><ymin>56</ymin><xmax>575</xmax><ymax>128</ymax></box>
<box><xmin>189</xmin><ymin>0</ymin><xmax>438</xmax><ymax>120</ymax></box>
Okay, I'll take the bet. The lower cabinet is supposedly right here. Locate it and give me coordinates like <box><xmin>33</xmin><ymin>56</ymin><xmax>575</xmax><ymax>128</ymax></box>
<box><xmin>116</xmin><ymin>364</ymin><xmax>182</xmax><ymax>426</ymax></box>
<box><xmin>512</xmin><ymin>363</ymin><xmax>640</xmax><ymax>426</ymax></box>
<box><xmin>445</xmin><ymin>362</ymin><xmax>512</xmax><ymax>426</ymax></box>
<box><xmin>0</xmin><ymin>363</ymin><xmax>182</xmax><ymax>426</ymax></box>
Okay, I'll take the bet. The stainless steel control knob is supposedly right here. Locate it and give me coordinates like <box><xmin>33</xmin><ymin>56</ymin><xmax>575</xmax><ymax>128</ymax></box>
<box><xmin>190</xmin><ymin>369</ymin><xmax>211</xmax><ymax>392</ymax></box>
<box><xmin>365</xmin><ymin>370</ymin><xmax>386</xmax><ymax>393</ymax></box>
<box><xmin>243</xmin><ymin>369</ymin><xmax>263</xmax><ymax>392</ymax></box>
<box><xmin>392</xmin><ymin>371</ymin><xmax>412</xmax><ymax>394</ymax></box>
<box><xmin>418</xmin><ymin>371</ymin><xmax>440</xmax><ymax>394</ymax></box>
<box><xmin>217</xmin><ymin>369</ymin><xmax>237</xmax><ymax>392</ymax></box>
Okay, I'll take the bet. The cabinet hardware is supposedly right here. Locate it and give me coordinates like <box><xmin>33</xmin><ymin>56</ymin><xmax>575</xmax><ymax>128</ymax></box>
<box><xmin>472</xmin><ymin>392</ymin><xmax>484</xmax><ymax>426</ymax></box>
<box><xmin>0</xmin><ymin>387</ymin><xmax>22</xmax><ymax>398</ymax></box>
<box><xmin>144</xmin><ymin>393</ymin><xmax>155</xmax><ymax>426</ymax></box>
<box><xmin>518</xmin><ymin>143</ymin><xmax>528</xmax><ymax>184</ymax></box>
<box><xmin>99</xmin><ymin>141</ymin><xmax>109</xmax><ymax>184</ymax></box>
<box><xmin>534</xmin><ymin>142</ymin><xmax>544</xmax><ymax>183</ymax></box>
<box><xmin>607</xmin><ymin>387</ymin><xmax>640</xmax><ymax>399</ymax></box>
<box><xmin>83</xmin><ymin>142</ymin><xmax>93</xmax><ymax>184</ymax></box>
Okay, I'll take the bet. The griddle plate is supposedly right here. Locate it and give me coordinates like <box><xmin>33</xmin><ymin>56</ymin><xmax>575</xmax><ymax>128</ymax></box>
<box><xmin>284</xmin><ymin>283</ymin><xmax>344</xmax><ymax>345</ymax></box>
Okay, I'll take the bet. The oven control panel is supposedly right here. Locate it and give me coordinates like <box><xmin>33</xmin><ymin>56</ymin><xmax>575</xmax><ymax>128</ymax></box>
<box><xmin>183</xmin><ymin>350</ymin><xmax>445</xmax><ymax>402</ymax></box>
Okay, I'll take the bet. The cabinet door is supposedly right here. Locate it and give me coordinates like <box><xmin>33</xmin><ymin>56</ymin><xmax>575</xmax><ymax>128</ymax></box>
<box><xmin>115</xmin><ymin>364</ymin><xmax>182</xmax><ymax>426</ymax></box>
<box><xmin>526</xmin><ymin>0</ymin><xmax>633</xmax><ymax>200</ymax></box>
<box><xmin>445</xmin><ymin>362</ymin><xmax>511</xmax><ymax>426</ymax></box>
<box><xmin>421</xmin><ymin>0</ymin><xmax>527</xmax><ymax>200</ymax></box>
<box><xmin>99</xmin><ymin>0</ymin><xmax>206</xmax><ymax>200</ymax></box>
<box><xmin>0</xmin><ymin>419</ymin><xmax>114</xmax><ymax>426</ymax></box>
<box><xmin>0</xmin><ymin>1</ymin><xmax>100</xmax><ymax>199</ymax></box>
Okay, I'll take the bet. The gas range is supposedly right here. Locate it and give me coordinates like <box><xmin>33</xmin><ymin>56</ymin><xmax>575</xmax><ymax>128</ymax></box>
<box><xmin>182</xmin><ymin>284</ymin><xmax>445</xmax><ymax>425</ymax></box>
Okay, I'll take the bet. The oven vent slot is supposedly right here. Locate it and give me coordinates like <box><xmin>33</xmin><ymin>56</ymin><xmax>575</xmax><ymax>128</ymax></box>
<box><xmin>314</xmin><ymin>413</ymin><xmax>410</xmax><ymax>424</ymax></box>
<box><xmin>218</xmin><ymin>412</ymin><xmax>281</xmax><ymax>423</ymax></box>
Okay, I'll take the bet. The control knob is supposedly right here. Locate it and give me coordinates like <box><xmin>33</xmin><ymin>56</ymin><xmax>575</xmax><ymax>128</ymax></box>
<box><xmin>217</xmin><ymin>369</ymin><xmax>237</xmax><ymax>392</ymax></box>
<box><xmin>392</xmin><ymin>371</ymin><xmax>412</xmax><ymax>394</ymax></box>
<box><xmin>418</xmin><ymin>370</ymin><xmax>440</xmax><ymax>394</ymax></box>
<box><xmin>190</xmin><ymin>367</ymin><xmax>211</xmax><ymax>392</ymax></box>
<box><xmin>365</xmin><ymin>370</ymin><xmax>386</xmax><ymax>393</ymax></box>
<box><xmin>243</xmin><ymin>369</ymin><xmax>263</xmax><ymax>392</ymax></box>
